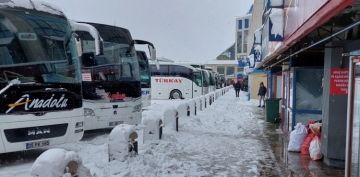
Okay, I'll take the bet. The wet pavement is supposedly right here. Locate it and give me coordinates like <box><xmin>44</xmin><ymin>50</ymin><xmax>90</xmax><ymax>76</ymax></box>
<box><xmin>261</xmin><ymin>109</ymin><xmax>345</xmax><ymax>177</ymax></box>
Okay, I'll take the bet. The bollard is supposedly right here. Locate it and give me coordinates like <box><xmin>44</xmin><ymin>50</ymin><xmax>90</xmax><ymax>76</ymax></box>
<box><xmin>142</xmin><ymin>112</ymin><xmax>162</xmax><ymax>141</ymax></box>
<box><xmin>159</xmin><ymin>120</ymin><xmax>163</xmax><ymax>139</ymax></box>
<box><xmin>187</xmin><ymin>105</ymin><xmax>190</xmax><ymax>117</ymax></box>
<box><xmin>163</xmin><ymin>107</ymin><xmax>178</xmax><ymax>132</ymax></box>
<box><xmin>205</xmin><ymin>98</ymin><xmax>207</xmax><ymax>108</ymax></box>
<box><xmin>209</xmin><ymin>95</ymin><xmax>212</xmax><ymax>105</ymax></box>
<box><xmin>108</xmin><ymin>124</ymin><xmax>138</xmax><ymax>161</ymax></box>
<box><xmin>175</xmin><ymin>111</ymin><xmax>179</xmax><ymax>132</ymax></box>
<box><xmin>195</xmin><ymin>104</ymin><xmax>197</xmax><ymax>115</ymax></box>
<box><xmin>30</xmin><ymin>148</ymin><xmax>92</xmax><ymax>177</ymax></box>
<box><xmin>199</xmin><ymin>99</ymin><xmax>203</xmax><ymax>111</ymax></box>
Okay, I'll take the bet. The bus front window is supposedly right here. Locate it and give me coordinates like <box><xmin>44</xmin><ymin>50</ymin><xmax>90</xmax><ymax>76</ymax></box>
<box><xmin>193</xmin><ymin>72</ymin><xmax>203</xmax><ymax>87</ymax></box>
<box><xmin>0</xmin><ymin>9</ymin><xmax>81</xmax><ymax>84</ymax></box>
<box><xmin>139</xmin><ymin>58</ymin><xmax>150</xmax><ymax>88</ymax></box>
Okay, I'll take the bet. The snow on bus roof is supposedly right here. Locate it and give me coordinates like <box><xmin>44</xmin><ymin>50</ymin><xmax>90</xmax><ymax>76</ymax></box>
<box><xmin>0</xmin><ymin>0</ymin><xmax>65</xmax><ymax>16</ymax></box>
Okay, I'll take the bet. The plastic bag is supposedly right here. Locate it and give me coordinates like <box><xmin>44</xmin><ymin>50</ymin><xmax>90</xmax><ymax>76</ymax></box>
<box><xmin>309</xmin><ymin>136</ymin><xmax>323</xmax><ymax>160</ymax></box>
<box><xmin>288</xmin><ymin>123</ymin><xmax>308</xmax><ymax>152</ymax></box>
<box><xmin>309</xmin><ymin>123</ymin><xmax>322</xmax><ymax>136</ymax></box>
<box><xmin>301</xmin><ymin>132</ymin><xmax>316</xmax><ymax>155</ymax></box>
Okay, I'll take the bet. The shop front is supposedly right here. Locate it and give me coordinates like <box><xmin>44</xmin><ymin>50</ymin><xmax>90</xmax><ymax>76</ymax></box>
<box><xmin>346</xmin><ymin>52</ymin><xmax>360</xmax><ymax>177</ymax></box>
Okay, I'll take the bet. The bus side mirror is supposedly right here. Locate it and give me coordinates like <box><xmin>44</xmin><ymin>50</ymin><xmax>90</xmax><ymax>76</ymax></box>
<box><xmin>149</xmin><ymin>45</ymin><xmax>160</xmax><ymax>70</ymax></box>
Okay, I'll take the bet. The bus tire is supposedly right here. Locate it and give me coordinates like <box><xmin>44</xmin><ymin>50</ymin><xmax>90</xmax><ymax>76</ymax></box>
<box><xmin>170</xmin><ymin>90</ymin><xmax>182</xmax><ymax>99</ymax></box>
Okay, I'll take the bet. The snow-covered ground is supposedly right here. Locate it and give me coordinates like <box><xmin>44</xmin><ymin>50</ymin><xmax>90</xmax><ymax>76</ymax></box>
<box><xmin>0</xmin><ymin>90</ymin><xmax>280</xmax><ymax>177</ymax></box>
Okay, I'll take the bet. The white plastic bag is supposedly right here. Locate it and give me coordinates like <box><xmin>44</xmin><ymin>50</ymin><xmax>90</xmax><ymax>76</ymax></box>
<box><xmin>288</xmin><ymin>123</ymin><xmax>308</xmax><ymax>152</ymax></box>
<box><xmin>310</xmin><ymin>136</ymin><xmax>323</xmax><ymax>160</ymax></box>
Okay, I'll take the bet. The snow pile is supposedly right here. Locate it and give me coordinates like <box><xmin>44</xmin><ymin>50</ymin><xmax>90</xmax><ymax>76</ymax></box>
<box><xmin>141</xmin><ymin>110</ymin><xmax>163</xmax><ymax>141</ymax></box>
<box><xmin>176</xmin><ymin>103</ymin><xmax>189</xmax><ymax>118</ymax></box>
<box><xmin>108</xmin><ymin>124</ymin><xmax>137</xmax><ymax>161</ymax></box>
<box><xmin>269</xmin><ymin>8</ymin><xmax>284</xmax><ymax>39</ymax></box>
<box><xmin>187</xmin><ymin>99</ymin><xmax>196</xmax><ymax>116</ymax></box>
<box><xmin>163</xmin><ymin>107</ymin><xmax>178</xmax><ymax>132</ymax></box>
<box><xmin>30</xmin><ymin>148</ymin><xmax>91</xmax><ymax>177</ymax></box>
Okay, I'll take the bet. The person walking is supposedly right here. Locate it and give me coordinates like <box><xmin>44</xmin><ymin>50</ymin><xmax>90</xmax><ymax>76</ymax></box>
<box><xmin>258</xmin><ymin>82</ymin><xmax>267</xmax><ymax>107</ymax></box>
<box><xmin>234</xmin><ymin>81</ymin><xmax>241</xmax><ymax>97</ymax></box>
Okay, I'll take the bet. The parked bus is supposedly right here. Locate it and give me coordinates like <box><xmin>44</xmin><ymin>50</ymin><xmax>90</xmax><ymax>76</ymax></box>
<box><xmin>136</xmin><ymin>51</ymin><xmax>151</xmax><ymax>107</ymax></box>
<box><xmin>205</xmin><ymin>67</ymin><xmax>217</xmax><ymax>92</ymax></box>
<box><xmin>72</xmin><ymin>22</ymin><xmax>144</xmax><ymax>130</ymax></box>
<box><xmin>150</xmin><ymin>63</ymin><xmax>204</xmax><ymax>99</ymax></box>
<box><xmin>133</xmin><ymin>40</ymin><xmax>157</xmax><ymax>108</ymax></box>
<box><xmin>0</xmin><ymin>0</ymin><xmax>84</xmax><ymax>153</ymax></box>
<box><xmin>200</xmin><ymin>69</ymin><xmax>210</xmax><ymax>95</ymax></box>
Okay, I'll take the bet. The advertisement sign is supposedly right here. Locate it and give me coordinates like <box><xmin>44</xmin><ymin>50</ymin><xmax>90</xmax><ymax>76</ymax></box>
<box><xmin>284</xmin><ymin>0</ymin><xmax>352</xmax><ymax>45</ymax></box>
<box><xmin>330</xmin><ymin>68</ymin><xmax>349</xmax><ymax>95</ymax></box>
<box><xmin>284</xmin><ymin>0</ymin><xmax>329</xmax><ymax>39</ymax></box>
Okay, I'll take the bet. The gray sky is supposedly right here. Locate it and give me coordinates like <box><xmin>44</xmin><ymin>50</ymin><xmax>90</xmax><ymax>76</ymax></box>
<box><xmin>44</xmin><ymin>0</ymin><xmax>252</xmax><ymax>62</ymax></box>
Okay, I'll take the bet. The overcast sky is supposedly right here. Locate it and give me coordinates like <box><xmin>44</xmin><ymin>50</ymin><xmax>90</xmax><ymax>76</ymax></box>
<box><xmin>44</xmin><ymin>0</ymin><xmax>252</xmax><ymax>62</ymax></box>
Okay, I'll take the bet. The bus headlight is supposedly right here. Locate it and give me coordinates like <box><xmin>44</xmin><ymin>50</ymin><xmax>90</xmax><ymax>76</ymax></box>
<box><xmin>84</xmin><ymin>108</ymin><xmax>95</xmax><ymax>117</ymax></box>
<box><xmin>75</xmin><ymin>121</ymin><xmax>84</xmax><ymax>128</ymax></box>
<box><xmin>133</xmin><ymin>104</ymin><xmax>142</xmax><ymax>112</ymax></box>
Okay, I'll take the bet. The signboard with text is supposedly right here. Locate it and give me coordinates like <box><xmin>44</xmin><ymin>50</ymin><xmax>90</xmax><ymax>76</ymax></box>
<box><xmin>330</xmin><ymin>68</ymin><xmax>349</xmax><ymax>95</ymax></box>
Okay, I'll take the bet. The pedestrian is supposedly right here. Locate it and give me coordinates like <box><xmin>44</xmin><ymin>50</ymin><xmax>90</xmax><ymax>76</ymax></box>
<box><xmin>258</xmin><ymin>82</ymin><xmax>267</xmax><ymax>107</ymax></box>
<box><xmin>234</xmin><ymin>80</ymin><xmax>241</xmax><ymax>97</ymax></box>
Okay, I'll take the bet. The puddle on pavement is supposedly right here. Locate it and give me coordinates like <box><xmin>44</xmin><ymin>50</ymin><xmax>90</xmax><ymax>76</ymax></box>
<box><xmin>264</xmin><ymin>123</ymin><xmax>345</xmax><ymax>177</ymax></box>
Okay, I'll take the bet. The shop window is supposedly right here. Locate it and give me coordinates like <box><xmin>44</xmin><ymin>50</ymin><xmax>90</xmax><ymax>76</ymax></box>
<box><xmin>243</xmin><ymin>30</ymin><xmax>249</xmax><ymax>54</ymax></box>
<box><xmin>226</xmin><ymin>66</ymin><xmax>235</xmax><ymax>76</ymax></box>
<box><xmin>217</xmin><ymin>66</ymin><xmax>225</xmax><ymax>74</ymax></box>
<box><xmin>295</xmin><ymin>68</ymin><xmax>323</xmax><ymax>110</ymax></box>
<box><xmin>237</xmin><ymin>31</ymin><xmax>243</xmax><ymax>54</ymax></box>
<box><xmin>245</xmin><ymin>19</ymin><xmax>249</xmax><ymax>29</ymax></box>
<box><xmin>238</xmin><ymin>20</ymin><xmax>242</xmax><ymax>30</ymax></box>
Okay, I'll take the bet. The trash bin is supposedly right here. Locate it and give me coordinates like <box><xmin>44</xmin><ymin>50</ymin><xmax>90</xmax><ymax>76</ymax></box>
<box><xmin>265</xmin><ymin>98</ymin><xmax>281</xmax><ymax>123</ymax></box>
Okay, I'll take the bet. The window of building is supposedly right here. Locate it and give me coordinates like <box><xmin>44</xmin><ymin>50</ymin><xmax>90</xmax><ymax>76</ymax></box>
<box><xmin>169</xmin><ymin>65</ymin><xmax>192</xmax><ymax>80</ymax></box>
<box><xmin>226</xmin><ymin>66</ymin><xmax>235</xmax><ymax>76</ymax></box>
<box><xmin>243</xmin><ymin>30</ymin><xmax>249</xmax><ymax>54</ymax></box>
<box><xmin>245</xmin><ymin>19</ymin><xmax>249</xmax><ymax>28</ymax></box>
<box><xmin>238</xmin><ymin>20</ymin><xmax>242</xmax><ymax>30</ymax></box>
<box><xmin>217</xmin><ymin>66</ymin><xmax>225</xmax><ymax>74</ymax></box>
<box><xmin>236</xmin><ymin>31</ymin><xmax>243</xmax><ymax>54</ymax></box>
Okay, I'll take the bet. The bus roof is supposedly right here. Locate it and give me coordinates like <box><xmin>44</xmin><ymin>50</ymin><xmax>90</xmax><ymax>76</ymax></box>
<box><xmin>82</xmin><ymin>22</ymin><xmax>133</xmax><ymax>45</ymax></box>
<box><xmin>149</xmin><ymin>62</ymin><xmax>199</xmax><ymax>71</ymax></box>
<box><xmin>136</xmin><ymin>51</ymin><xmax>148</xmax><ymax>60</ymax></box>
<box><xmin>0</xmin><ymin>0</ymin><xmax>65</xmax><ymax>17</ymax></box>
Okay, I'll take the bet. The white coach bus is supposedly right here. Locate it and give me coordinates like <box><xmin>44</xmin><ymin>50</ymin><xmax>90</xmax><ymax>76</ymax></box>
<box><xmin>0</xmin><ymin>0</ymin><xmax>84</xmax><ymax>153</ymax></box>
<box><xmin>72</xmin><ymin>22</ymin><xmax>148</xmax><ymax>130</ymax></box>
<box><xmin>134</xmin><ymin>40</ymin><xmax>157</xmax><ymax>108</ymax></box>
<box><xmin>150</xmin><ymin>63</ymin><xmax>204</xmax><ymax>99</ymax></box>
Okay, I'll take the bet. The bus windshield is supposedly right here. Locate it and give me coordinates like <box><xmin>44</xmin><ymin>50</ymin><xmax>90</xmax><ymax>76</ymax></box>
<box><xmin>193</xmin><ymin>71</ymin><xmax>203</xmax><ymax>87</ymax></box>
<box><xmin>137</xmin><ymin>52</ymin><xmax>150</xmax><ymax>88</ymax></box>
<box><xmin>202</xmin><ymin>70</ymin><xmax>209</xmax><ymax>87</ymax></box>
<box><xmin>78</xmin><ymin>35</ymin><xmax>140</xmax><ymax>82</ymax></box>
<box><xmin>0</xmin><ymin>8</ymin><xmax>81</xmax><ymax>84</ymax></box>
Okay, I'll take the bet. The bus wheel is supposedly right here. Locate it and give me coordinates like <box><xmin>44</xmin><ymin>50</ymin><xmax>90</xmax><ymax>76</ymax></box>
<box><xmin>170</xmin><ymin>90</ymin><xmax>182</xmax><ymax>99</ymax></box>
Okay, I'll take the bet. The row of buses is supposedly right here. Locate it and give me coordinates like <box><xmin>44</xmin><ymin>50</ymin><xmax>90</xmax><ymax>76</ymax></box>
<box><xmin>149</xmin><ymin>62</ymin><xmax>225</xmax><ymax>100</ymax></box>
<box><xmin>0</xmin><ymin>0</ymin><xmax>225</xmax><ymax>154</ymax></box>
<box><xmin>0</xmin><ymin>0</ymin><xmax>157</xmax><ymax>153</ymax></box>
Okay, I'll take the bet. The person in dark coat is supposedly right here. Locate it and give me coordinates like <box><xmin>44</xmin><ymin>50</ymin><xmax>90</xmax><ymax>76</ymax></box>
<box><xmin>258</xmin><ymin>82</ymin><xmax>267</xmax><ymax>107</ymax></box>
<box><xmin>233</xmin><ymin>80</ymin><xmax>241</xmax><ymax>97</ymax></box>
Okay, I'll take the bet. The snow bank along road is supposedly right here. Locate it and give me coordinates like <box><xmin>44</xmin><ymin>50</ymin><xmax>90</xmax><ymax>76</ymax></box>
<box><xmin>0</xmin><ymin>90</ymin><xmax>280</xmax><ymax>177</ymax></box>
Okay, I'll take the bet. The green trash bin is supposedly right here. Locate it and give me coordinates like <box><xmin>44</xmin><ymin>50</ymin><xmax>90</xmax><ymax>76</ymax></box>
<box><xmin>265</xmin><ymin>98</ymin><xmax>281</xmax><ymax>123</ymax></box>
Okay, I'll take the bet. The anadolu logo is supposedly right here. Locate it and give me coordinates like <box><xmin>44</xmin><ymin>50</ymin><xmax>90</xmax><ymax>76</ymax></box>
<box><xmin>6</xmin><ymin>94</ymin><xmax>68</xmax><ymax>114</ymax></box>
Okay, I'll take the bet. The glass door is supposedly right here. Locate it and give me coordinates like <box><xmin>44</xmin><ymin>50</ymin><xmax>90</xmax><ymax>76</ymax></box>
<box><xmin>351</xmin><ymin>62</ymin><xmax>360</xmax><ymax>177</ymax></box>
